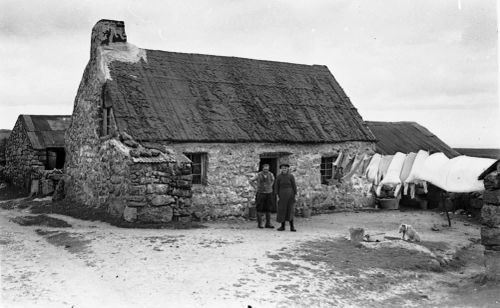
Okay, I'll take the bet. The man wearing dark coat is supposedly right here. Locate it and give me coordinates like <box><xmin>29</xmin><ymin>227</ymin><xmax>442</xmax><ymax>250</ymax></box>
<box><xmin>274</xmin><ymin>163</ymin><xmax>297</xmax><ymax>231</ymax></box>
<box><xmin>250</xmin><ymin>164</ymin><xmax>275</xmax><ymax>228</ymax></box>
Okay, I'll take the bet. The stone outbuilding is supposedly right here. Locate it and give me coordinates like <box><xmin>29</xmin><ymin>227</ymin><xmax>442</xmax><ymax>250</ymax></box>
<box><xmin>64</xmin><ymin>19</ymin><xmax>376</xmax><ymax>223</ymax></box>
<box><xmin>5</xmin><ymin>115</ymin><xmax>70</xmax><ymax>190</ymax></box>
<box><xmin>0</xmin><ymin>129</ymin><xmax>11</xmax><ymax>167</ymax></box>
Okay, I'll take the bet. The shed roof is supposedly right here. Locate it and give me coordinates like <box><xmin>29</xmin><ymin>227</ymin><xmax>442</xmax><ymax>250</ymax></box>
<box><xmin>19</xmin><ymin>115</ymin><xmax>71</xmax><ymax>149</ymax></box>
<box><xmin>366</xmin><ymin>121</ymin><xmax>460</xmax><ymax>158</ymax></box>
<box><xmin>104</xmin><ymin>49</ymin><xmax>376</xmax><ymax>143</ymax></box>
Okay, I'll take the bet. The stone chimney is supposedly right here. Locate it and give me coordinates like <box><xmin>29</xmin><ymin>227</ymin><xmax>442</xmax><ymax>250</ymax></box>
<box><xmin>90</xmin><ymin>19</ymin><xmax>127</xmax><ymax>56</ymax></box>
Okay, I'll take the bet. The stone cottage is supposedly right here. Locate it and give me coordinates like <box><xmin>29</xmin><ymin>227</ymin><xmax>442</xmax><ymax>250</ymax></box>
<box><xmin>64</xmin><ymin>19</ymin><xmax>376</xmax><ymax>223</ymax></box>
<box><xmin>5</xmin><ymin>115</ymin><xmax>71</xmax><ymax>190</ymax></box>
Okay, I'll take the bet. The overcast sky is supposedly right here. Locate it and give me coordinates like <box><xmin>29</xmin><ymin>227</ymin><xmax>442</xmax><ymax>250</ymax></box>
<box><xmin>0</xmin><ymin>0</ymin><xmax>498</xmax><ymax>148</ymax></box>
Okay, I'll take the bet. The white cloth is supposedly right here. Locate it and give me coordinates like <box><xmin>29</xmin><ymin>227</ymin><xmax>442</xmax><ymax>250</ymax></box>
<box><xmin>379</xmin><ymin>152</ymin><xmax>407</xmax><ymax>197</ymax></box>
<box><xmin>380</xmin><ymin>152</ymin><xmax>407</xmax><ymax>186</ymax></box>
<box><xmin>404</xmin><ymin>150</ymin><xmax>429</xmax><ymax>196</ymax></box>
<box><xmin>439</xmin><ymin>156</ymin><xmax>496</xmax><ymax>192</ymax></box>
<box><xmin>420</xmin><ymin>153</ymin><xmax>450</xmax><ymax>189</ymax></box>
<box><xmin>365</xmin><ymin>153</ymin><xmax>382</xmax><ymax>184</ymax></box>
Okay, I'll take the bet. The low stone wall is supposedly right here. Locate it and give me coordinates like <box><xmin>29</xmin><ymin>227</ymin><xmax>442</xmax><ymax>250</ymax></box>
<box><xmin>480</xmin><ymin>170</ymin><xmax>500</xmax><ymax>281</ymax></box>
<box><xmin>65</xmin><ymin>138</ymin><xmax>192</xmax><ymax>223</ymax></box>
<box><xmin>5</xmin><ymin>119</ymin><xmax>45</xmax><ymax>189</ymax></box>
<box><xmin>169</xmin><ymin>141</ymin><xmax>375</xmax><ymax>220</ymax></box>
<box><xmin>124</xmin><ymin>161</ymin><xmax>192</xmax><ymax>223</ymax></box>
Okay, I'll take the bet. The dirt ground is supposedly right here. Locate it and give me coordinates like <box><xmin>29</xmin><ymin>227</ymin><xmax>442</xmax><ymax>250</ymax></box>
<box><xmin>1</xmin><ymin>198</ymin><xmax>499</xmax><ymax>308</ymax></box>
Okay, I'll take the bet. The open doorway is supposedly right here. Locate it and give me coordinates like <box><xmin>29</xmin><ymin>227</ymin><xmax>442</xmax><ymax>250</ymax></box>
<box><xmin>46</xmin><ymin>148</ymin><xmax>66</xmax><ymax>170</ymax></box>
<box><xmin>259</xmin><ymin>157</ymin><xmax>278</xmax><ymax>177</ymax></box>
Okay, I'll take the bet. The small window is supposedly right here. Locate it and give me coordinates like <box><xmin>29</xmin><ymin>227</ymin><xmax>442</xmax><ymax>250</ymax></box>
<box><xmin>184</xmin><ymin>153</ymin><xmax>208</xmax><ymax>185</ymax></box>
<box><xmin>103</xmin><ymin>107</ymin><xmax>112</xmax><ymax>136</ymax></box>
<box><xmin>320</xmin><ymin>156</ymin><xmax>336</xmax><ymax>185</ymax></box>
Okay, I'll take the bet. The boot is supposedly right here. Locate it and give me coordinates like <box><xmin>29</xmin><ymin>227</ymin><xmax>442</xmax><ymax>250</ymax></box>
<box><xmin>265</xmin><ymin>212</ymin><xmax>274</xmax><ymax>228</ymax></box>
<box><xmin>290</xmin><ymin>220</ymin><xmax>296</xmax><ymax>232</ymax></box>
<box><xmin>277</xmin><ymin>222</ymin><xmax>285</xmax><ymax>231</ymax></box>
<box><xmin>257</xmin><ymin>213</ymin><xmax>264</xmax><ymax>229</ymax></box>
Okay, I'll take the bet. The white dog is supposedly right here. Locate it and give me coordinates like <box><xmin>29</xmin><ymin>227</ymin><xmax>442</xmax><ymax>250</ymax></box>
<box><xmin>399</xmin><ymin>224</ymin><xmax>421</xmax><ymax>242</ymax></box>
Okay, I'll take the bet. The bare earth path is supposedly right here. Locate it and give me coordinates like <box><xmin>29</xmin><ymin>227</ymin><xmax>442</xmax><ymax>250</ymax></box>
<box><xmin>1</xmin><ymin>204</ymin><xmax>499</xmax><ymax>307</ymax></box>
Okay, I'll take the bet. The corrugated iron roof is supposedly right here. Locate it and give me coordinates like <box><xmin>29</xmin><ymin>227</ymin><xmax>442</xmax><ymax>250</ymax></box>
<box><xmin>104</xmin><ymin>49</ymin><xmax>376</xmax><ymax>143</ymax></box>
<box><xmin>366</xmin><ymin>121</ymin><xmax>460</xmax><ymax>158</ymax></box>
<box><xmin>20</xmin><ymin>115</ymin><xmax>71</xmax><ymax>149</ymax></box>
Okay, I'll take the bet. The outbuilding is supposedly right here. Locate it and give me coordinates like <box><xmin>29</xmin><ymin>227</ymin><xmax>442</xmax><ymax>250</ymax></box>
<box><xmin>5</xmin><ymin>115</ymin><xmax>70</xmax><ymax>190</ymax></box>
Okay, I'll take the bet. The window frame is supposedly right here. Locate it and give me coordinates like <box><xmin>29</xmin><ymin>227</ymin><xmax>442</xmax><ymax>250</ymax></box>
<box><xmin>184</xmin><ymin>152</ymin><xmax>208</xmax><ymax>185</ymax></box>
<box><xmin>320</xmin><ymin>155</ymin><xmax>337</xmax><ymax>185</ymax></box>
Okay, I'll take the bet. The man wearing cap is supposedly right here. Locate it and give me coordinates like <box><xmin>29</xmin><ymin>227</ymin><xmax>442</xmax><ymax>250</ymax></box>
<box><xmin>250</xmin><ymin>164</ymin><xmax>275</xmax><ymax>229</ymax></box>
<box><xmin>274</xmin><ymin>163</ymin><xmax>297</xmax><ymax>231</ymax></box>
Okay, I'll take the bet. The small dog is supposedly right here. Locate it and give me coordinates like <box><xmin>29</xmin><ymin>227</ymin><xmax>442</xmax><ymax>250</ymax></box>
<box><xmin>399</xmin><ymin>224</ymin><xmax>421</xmax><ymax>242</ymax></box>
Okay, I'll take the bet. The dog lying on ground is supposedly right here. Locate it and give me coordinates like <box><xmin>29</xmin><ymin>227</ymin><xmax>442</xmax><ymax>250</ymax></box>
<box><xmin>399</xmin><ymin>224</ymin><xmax>421</xmax><ymax>242</ymax></box>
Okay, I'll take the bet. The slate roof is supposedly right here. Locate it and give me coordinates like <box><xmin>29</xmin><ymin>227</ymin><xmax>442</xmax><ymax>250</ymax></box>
<box><xmin>366</xmin><ymin>121</ymin><xmax>460</xmax><ymax>158</ymax></box>
<box><xmin>19</xmin><ymin>115</ymin><xmax>71</xmax><ymax>149</ymax></box>
<box><xmin>104</xmin><ymin>49</ymin><xmax>376</xmax><ymax>143</ymax></box>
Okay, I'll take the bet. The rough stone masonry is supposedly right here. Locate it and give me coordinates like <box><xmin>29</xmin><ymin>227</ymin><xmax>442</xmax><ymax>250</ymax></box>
<box><xmin>480</xmin><ymin>165</ymin><xmax>500</xmax><ymax>281</ymax></box>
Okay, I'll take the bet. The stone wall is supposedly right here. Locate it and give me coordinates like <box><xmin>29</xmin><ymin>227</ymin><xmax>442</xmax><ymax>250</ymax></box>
<box><xmin>480</xmin><ymin>168</ymin><xmax>500</xmax><ymax>281</ymax></box>
<box><xmin>126</xmin><ymin>160</ymin><xmax>192</xmax><ymax>223</ymax></box>
<box><xmin>65</xmin><ymin>136</ymin><xmax>192</xmax><ymax>223</ymax></box>
<box><xmin>4</xmin><ymin>118</ymin><xmax>46</xmax><ymax>189</ymax></box>
<box><xmin>169</xmin><ymin>141</ymin><xmax>375</xmax><ymax>220</ymax></box>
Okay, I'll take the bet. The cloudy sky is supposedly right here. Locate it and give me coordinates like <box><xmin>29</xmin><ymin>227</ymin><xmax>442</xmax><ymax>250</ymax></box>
<box><xmin>0</xmin><ymin>0</ymin><xmax>498</xmax><ymax>148</ymax></box>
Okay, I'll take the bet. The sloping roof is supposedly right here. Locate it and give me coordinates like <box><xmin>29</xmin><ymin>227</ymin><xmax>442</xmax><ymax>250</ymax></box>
<box><xmin>104</xmin><ymin>50</ymin><xmax>376</xmax><ymax>143</ymax></box>
<box><xmin>454</xmin><ymin>148</ymin><xmax>500</xmax><ymax>160</ymax></box>
<box><xmin>20</xmin><ymin>115</ymin><xmax>71</xmax><ymax>149</ymax></box>
<box><xmin>366</xmin><ymin>121</ymin><xmax>460</xmax><ymax>158</ymax></box>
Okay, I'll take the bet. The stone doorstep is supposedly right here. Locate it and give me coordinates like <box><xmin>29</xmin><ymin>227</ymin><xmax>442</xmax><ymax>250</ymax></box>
<box><xmin>481</xmin><ymin>204</ymin><xmax>500</xmax><ymax>227</ymax></box>
<box><xmin>480</xmin><ymin>226</ymin><xmax>500</xmax><ymax>246</ymax></box>
<box><xmin>483</xmin><ymin>190</ymin><xmax>500</xmax><ymax>205</ymax></box>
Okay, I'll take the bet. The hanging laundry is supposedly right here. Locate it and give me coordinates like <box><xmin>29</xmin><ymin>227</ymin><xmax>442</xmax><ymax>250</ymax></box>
<box><xmin>341</xmin><ymin>153</ymin><xmax>354</xmax><ymax>170</ymax></box>
<box><xmin>333</xmin><ymin>151</ymin><xmax>343</xmax><ymax>167</ymax></box>
<box><xmin>365</xmin><ymin>153</ymin><xmax>382</xmax><ymax>184</ymax></box>
<box><xmin>400</xmin><ymin>152</ymin><xmax>417</xmax><ymax>183</ymax></box>
<box><xmin>404</xmin><ymin>150</ymin><xmax>430</xmax><ymax>196</ymax></box>
<box><xmin>380</xmin><ymin>152</ymin><xmax>407</xmax><ymax>185</ymax></box>
<box><xmin>377</xmin><ymin>155</ymin><xmax>394</xmax><ymax>184</ymax></box>
<box><xmin>343</xmin><ymin>154</ymin><xmax>356</xmax><ymax>174</ymax></box>
<box><xmin>342</xmin><ymin>153</ymin><xmax>364</xmax><ymax>181</ymax></box>
<box><xmin>434</xmin><ymin>156</ymin><xmax>495</xmax><ymax>192</ymax></box>
<box><xmin>420</xmin><ymin>153</ymin><xmax>450</xmax><ymax>190</ymax></box>
<box><xmin>380</xmin><ymin>152</ymin><xmax>407</xmax><ymax>197</ymax></box>
<box><xmin>360</xmin><ymin>153</ymin><xmax>373</xmax><ymax>175</ymax></box>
